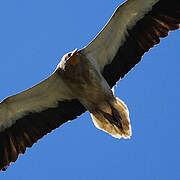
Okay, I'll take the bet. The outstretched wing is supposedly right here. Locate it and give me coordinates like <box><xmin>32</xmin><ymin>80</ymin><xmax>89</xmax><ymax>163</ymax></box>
<box><xmin>81</xmin><ymin>0</ymin><xmax>180</xmax><ymax>87</ymax></box>
<box><xmin>0</xmin><ymin>71</ymin><xmax>86</xmax><ymax>171</ymax></box>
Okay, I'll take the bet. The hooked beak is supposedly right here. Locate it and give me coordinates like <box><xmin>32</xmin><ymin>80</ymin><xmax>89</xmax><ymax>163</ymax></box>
<box><xmin>71</xmin><ymin>48</ymin><xmax>78</xmax><ymax>56</ymax></box>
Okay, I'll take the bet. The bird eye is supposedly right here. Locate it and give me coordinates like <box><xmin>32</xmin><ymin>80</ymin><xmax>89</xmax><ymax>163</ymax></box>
<box><xmin>67</xmin><ymin>53</ymin><xmax>72</xmax><ymax>58</ymax></box>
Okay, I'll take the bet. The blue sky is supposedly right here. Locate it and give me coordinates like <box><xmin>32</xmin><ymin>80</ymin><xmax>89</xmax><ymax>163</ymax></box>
<box><xmin>0</xmin><ymin>0</ymin><xmax>180</xmax><ymax>179</ymax></box>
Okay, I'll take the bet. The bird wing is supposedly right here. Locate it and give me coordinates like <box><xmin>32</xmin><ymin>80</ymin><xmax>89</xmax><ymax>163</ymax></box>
<box><xmin>81</xmin><ymin>0</ymin><xmax>180</xmax><ymax>87</ymax></box>
<box><xmin>0</xmin><ymin>71</ymin><xmax>86</xmax><ymax>171</ymax></box>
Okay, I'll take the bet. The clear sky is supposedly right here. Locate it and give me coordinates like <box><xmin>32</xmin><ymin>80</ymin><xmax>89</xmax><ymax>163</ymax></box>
<box><xmin>0</xmin><ymin>0</ymin><xmax>180</xmax><ymax>179</ymax></box>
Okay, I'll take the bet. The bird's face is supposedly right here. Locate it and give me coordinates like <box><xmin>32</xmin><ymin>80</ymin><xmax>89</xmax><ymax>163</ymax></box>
<box><xmin>57</xmin><ymin>49</ymin><xmax>79</xmax><ymax>71</ymax></box>
<box><xmin>62</xmin><ymin>49</ymin><xmax>79</xmax><ymax>66</ymax></box>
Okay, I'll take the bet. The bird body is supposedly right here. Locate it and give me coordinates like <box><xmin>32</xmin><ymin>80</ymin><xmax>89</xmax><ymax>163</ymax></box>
<box><xmin>58</xmin><ymin>49</ymin><xmax>131</xmax><ymax>138</ymax></box>
<box><xmin>0</xmin><ymin>0</ymin><xmax>179</xmax><ymax>172</ymax></box>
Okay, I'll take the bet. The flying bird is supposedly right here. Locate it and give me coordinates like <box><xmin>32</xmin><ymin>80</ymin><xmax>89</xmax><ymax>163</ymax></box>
<box><xmin>0</xmin><ymin>0</ymin><xmax>179</xmax><ymax>171</ymax></box>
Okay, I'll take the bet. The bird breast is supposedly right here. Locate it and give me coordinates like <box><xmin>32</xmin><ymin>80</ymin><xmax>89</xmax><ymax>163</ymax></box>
<box><xmin>57</xmin><ymin>52</ymin><xmax>113</xmax><ymax>110</ymax></box>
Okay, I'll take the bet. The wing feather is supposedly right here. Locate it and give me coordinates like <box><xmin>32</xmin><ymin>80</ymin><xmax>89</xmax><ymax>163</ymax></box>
<box><xmin>0</xmin><ymin>71</ymin><xmax>86</xmax><ymax>171</ymax></box>
<box><xmin>81</xmin><ymin>0</ymin><xmax>180</xmax><ymax>87</ymax></box>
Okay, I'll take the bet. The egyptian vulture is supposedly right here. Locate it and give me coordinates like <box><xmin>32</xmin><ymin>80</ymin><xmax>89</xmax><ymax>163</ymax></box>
<box><xmin>0</xmin><ymin>0</ymin><xmax>179</xmax><ymax>171</ymax></box>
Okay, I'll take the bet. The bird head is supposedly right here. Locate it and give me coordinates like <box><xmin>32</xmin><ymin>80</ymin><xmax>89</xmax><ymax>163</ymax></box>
<box><xmin>57</xmin><ymin>49</ymin><xmax>79</xmax><ymax>70</ymax></box>
<box><xmin>63</xmin><ymin>49</ymin><xmax>79</xmax><ymax>66</ymax></box>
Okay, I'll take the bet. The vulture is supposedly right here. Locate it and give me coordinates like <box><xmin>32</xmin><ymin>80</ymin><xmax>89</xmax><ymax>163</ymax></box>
<box><xmin>0</xmin><ymin>0</ymin><xmax>179</xmax><ymax>172</ymax></box>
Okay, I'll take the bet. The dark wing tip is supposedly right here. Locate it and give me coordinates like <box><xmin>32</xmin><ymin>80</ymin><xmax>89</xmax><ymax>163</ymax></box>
<box><xmin>102</xmin><ymin>0</ymin><xmax>180</xmax><ymax>87</ymax></box>
<box><xmin>0</xmin><ymin>99</ymin><xmax>86</xmax><ymax>172</ymax></box>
